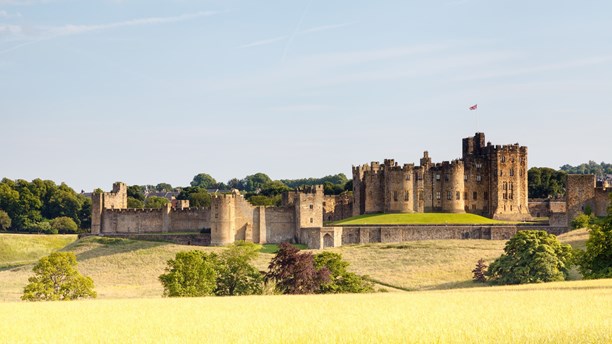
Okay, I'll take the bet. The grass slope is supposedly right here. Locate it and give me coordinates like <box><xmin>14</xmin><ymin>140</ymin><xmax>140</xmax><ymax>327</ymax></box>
<box><xmin>0</xmin><ymin>279</ymin><xmax>610</xmax><ymax>343</ymax></box>
<box><xmin>0</xmin><ymin>234</ymin><xmax>77</xmax><ymax>268</ymax></box>
<box><xmin>333</xmin><ymin>212</ymin><xmax>510</xmax><ymax>225</ymax></box>
<box><xmin>0</xmin><ymin>229</ymin><xmax>589</xmax><ymax>302</ymax></box>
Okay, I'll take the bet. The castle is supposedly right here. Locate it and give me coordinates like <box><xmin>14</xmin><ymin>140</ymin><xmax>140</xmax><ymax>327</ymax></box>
<box><xmin>351</xmin><ymin>133</ymin><xmax>531</xmax><ymax>221</ymax></box>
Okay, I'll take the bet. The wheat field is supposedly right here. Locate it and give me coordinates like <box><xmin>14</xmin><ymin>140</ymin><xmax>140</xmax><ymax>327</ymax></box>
<box><xmin>0</xmin><ymin>279</ymin><xmax>610</xmax><ymax>343</ymax></box>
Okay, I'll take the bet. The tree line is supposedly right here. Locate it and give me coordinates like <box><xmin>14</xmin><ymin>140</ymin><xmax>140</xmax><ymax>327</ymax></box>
<box><xmin>528</xmin><ymin>161</ymin><xmax>610</xmax><ymax>199</ymax></box>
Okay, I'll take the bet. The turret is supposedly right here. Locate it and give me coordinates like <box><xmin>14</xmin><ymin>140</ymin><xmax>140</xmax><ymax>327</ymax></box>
<box><xmin>210</xmin><ymin>192</ymin><xmax>237</xmax><ymax>245</ymax></box>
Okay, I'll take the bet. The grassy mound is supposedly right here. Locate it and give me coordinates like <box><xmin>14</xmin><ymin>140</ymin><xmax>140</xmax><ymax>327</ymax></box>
<box><xmin>0</xmin><ymin>279</ymin><xmax>610</xmax><ymax>343</ymax></box>
<box><xmin>0</xmin><ymin>234</ymin><xmax>77</xmax><ymax>269</ymax></box>
<box><xmin>333</xmin><ymin>212</ymin><xmax>510</xmax><ymax>225</ymax></box>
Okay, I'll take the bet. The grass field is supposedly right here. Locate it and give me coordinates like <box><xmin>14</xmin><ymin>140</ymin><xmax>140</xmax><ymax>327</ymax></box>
<box><xmin>0</xmin><ymin>279</ymin><xmax>609</xmax><ymax>343</ymax></box>
<box><xmin>0</xmin><ymin>229</ymin><xmax>589</xmax><ymax>301</ymax></box>
<box><xmin>333</xmin><ymin>213</ymin><xmax>511</xmax><ymax>225</ymax></box>
<box><xmin>0</xmin><ymin>233</ymin><xmax>77</xmax><ymax>268</ymax></box>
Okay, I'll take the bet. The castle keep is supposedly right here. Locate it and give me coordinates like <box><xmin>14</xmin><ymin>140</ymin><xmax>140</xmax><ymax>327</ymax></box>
<box><xmin>352</xmin><ymin>133</ymin><xmax>530</xmax><ymax>221</ymax></box>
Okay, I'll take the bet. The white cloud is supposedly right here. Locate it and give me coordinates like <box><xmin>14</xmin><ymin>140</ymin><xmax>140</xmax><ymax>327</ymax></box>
<box><xmin>238</xmin><ymin>35</ymin><xmax>288</xmax><ymax>49</ymax></box>
<box><xmin>298</xmin><ymin>22</ymin><xmax>351</xmax><ymax>35</ymax></box>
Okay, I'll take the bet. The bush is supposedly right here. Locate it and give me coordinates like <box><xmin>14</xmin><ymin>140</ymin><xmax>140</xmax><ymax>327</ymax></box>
<box><xmin>571</xmin><ymin>213</ymin><xmax>594</xmax><ymax>229</ymax></box>
<box><xmin>266</xmin><ymin>242</ymin><xmax>329</xmax><ymax>294</ymax></box>
<box><xmin>313</xmin><ymin>252</ymin><xmax>373</xmax><ymax>293</ymax></box>
<box><xmin>472</xmin><ymin>259</ymin><xmax>488</xmax><ymax>283</ymax></box>
<box><xmin>50</xmin><ymin>216</ymin><xmax>78</xmax><ymax>234</ymax></box>
<box><xmin>577</xmin><ymin>197</ymin><xmax>612</xmax><ymax>279</ymax></box>
<box><xmin>22</xmin><ymin>252</ymin><xmax>96</xmax><ymax>301</ymax></box>
<box><xmin>486</xmin><ymin>230</ymin><xmax>573</xmax><ymax>285</ymax></box>
<box><xmin>215</xmin><ymin>242</ymin><xmax>263</xmax><ymax>296</ymax></box>
<box><xmin>0</xmin><ymin>209</ymin><xmax>11</xmax><ymax>230</ymax></box>
<box><xmin>159</xmin><ymin>250</ymin><xmax>219</xmax><ymax>297</ymax></box>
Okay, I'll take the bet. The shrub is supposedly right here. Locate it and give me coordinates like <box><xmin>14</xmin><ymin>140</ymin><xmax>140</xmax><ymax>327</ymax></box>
<box><xmin>266</xmin><ymin>242</ymin><xmax>329</xmax><ymax>294</ymax></box>
<box><xmin>486</xmin><ymin>230</ymin><xmax>573</xmax><ymax>285</ymax></box>
<box><xmin>0</xmin><ymin>209</ymin><xmax>11</xmax><ymax>230</ymax></box>
<box><xmin>50</xmin><ymin>216</ymin><xmax>78</xmax><ymax>234</ymax></box>
<box><xmin>472</xmin><ymin>258</ymin><xmax>488</xmax><ymax>283</ymax></box>
<box><xmin>571</xmin><ymin>213</ymin><xmax>594</xmax><ymax>229</ymax></box>
<box><xmin>22</xmin><ymin>252</ymin><xmax>96</xmax><ymax>301</ymax></box>
<box><xmin>313</xmin><ymin>252</ymin><xmax>373</xmax><ymax>293</ymax></box>
<box><xmin>159</xmin><ymin>251</ymin><xmax>219</xmax><ymax>297</ymax></box>
<box><xmin>577</xmin><ymin>197</ymin><xmax>612</xmax><ymax>279</ymax></box>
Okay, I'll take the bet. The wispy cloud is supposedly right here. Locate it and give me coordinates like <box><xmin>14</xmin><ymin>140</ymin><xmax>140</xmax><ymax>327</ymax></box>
<box><xmin>0</xmin><ymin>10</ymin><xmax>22</xmax><ymax>18</ymax></box>
<box><xmin>238</xmin><ymin>35</ymin><xmax>288</xmax><ymax>49</ymax></box>
<box><xmin>298</xmin><ymin>22</ymin><xmax>351</xmax><ymax>34</ymax></box>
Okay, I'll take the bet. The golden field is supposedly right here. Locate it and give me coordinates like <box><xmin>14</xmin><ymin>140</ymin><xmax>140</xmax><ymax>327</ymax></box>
<box><xmin>0</xmin><ymin>279</ymin><xmax>610</xmax><ymax>343</ymax></box>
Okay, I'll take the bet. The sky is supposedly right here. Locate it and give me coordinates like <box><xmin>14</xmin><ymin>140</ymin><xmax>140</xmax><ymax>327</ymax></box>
<box><xmin>1</xmin><ymin>0</ymin><xmax>611</xmax><ymax>192</ymax></box>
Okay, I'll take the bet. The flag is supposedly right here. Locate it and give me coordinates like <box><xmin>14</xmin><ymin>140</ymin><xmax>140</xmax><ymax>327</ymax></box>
<box><xmin>469</xmin><ymin>104</ymin><xmax>478</xmax><ymax>110</ymax></box>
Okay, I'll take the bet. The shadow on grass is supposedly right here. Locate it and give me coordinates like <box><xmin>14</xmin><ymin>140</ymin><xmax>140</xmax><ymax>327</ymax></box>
<box><xmin>64</xmin><ymin>237</ymin><xmax>169</xmax><ymax>262</ymax></box>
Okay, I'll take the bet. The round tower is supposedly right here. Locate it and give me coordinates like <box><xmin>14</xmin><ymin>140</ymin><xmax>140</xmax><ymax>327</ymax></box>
<box><xmin>210</xmin><ymin>193</ymin><xmax>235</xmax><ymax>246</ymax></box>
<box><xmin>442</xmin><ymin>160</ymin><xmax>465</xmax><ymax>213</ymax></box>
<box><xmin>400</xmin><ymin>165</ymin><xmax>414</xmax><ymax>213</ymax></box>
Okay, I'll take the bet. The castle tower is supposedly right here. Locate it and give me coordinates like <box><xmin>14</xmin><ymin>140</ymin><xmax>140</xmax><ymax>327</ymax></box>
<box><xmin>90</xmin><ymin>182</ymin><xmax>127</xmax><ymax>234</ymax></box>
<box><xmin>490</xmin><ymin>144</ymin><xmax>530</xmax><ymax>220</ymax></box>
<box><xmin>295</xmin><ymin>185</ymin><xmax>324</xmax><ymax>229</ymax></box>
<box><xmin>210</xmin><ymin>192</ymin><xmax>236</xmax><ymax>245</ymax></box>
<box><xmin>441</xmin><ymin>160</ymin><xmax>465</xmax><ymax>213</ymax></box>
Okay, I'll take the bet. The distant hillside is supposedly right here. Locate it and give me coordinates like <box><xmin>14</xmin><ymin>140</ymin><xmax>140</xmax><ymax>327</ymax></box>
<box><xmin>0</xmin><ymin>234</ymin><xmax>77</xmax><ymax>268</ymax></box>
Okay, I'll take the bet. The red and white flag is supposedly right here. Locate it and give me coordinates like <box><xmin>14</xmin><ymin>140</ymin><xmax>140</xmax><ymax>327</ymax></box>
<box><xmin>469</xmin><ymin>104</ymin><xmax>478</xmax><ymax>110</ymax></box>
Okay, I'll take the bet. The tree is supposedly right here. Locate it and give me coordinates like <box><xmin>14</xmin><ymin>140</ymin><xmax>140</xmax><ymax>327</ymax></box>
<box><xmin>528</xmin><ymin>167</ymin><xmax>566</xmax><ymax>199</ymax></box>
<box><xmin>215</xmin><ymin>242</ymin><xmax>264</xmax><ymax>296</ymax></box>
<box><xmin>127</xmin><ymin>197</ymin><xmax>144</xmax><ymax>209</ymax></box>
<box><xmin>241</xmin><ymin>173</ymin><xmax>272</xmax><ymax>192</ymax></box>
<box><xmin>0</xmin><ymin>210</ymin><xmax>11</xmax><ymax>231</ymax></box>
<box><xmin>127</xmin><ymin>185</ymin><xmax>145</xmax><ymax>202</ymax></box>
<box><xmin>190</xmin><ymin>173</ymin><xmax>218</xmax><ymax>189</ymax></box>
<box><xmin>77</xmin><ymin>195</ymin><xmax>92</xmax><ymax>229</ymax></box>
<box><xmin>22</xmin><ymin>252</ymin><xmax>96</xmax><ymax>301</ymax></box>
<box><xmin>159</xmin><ymin>250</ymin><xmax>219</xmax><ymax>297</ymax></box>
<box><xmin>472</xmin><ymin>259</ymin><xmax>488</xmax><ymax>283</ymax></box>
<box><xmin>50</xmin><ymin>216</ymin><xmax>79</xmax><ymax>234</ymax></box>
<box><xmin>247</xmin><ymin>195</ymin><xmax>279</xmax><ymax>207</ymax></box>
<box><xmin>486</xmin><ymin>230</ymin><xmax>573</xmax><ymax>285</ymax></box>
<box><xmin>144</xmin><ymin>196</ymin><xmax>169</xmax><ymax>209</ymax></box>
<box><xmin>313</xmin><ymin>252</ymin><xmax>373</xmax><ymax>293</ymax></box>
<box><xmin>571</xmin><ymin>212</ymin><xmax>594</xmax><ymax>229</ymax></box>
<box><xmin>155</xmin><ymin>183</ymin><xmax>173</xmax><ymax>192</ymax></box>
<box><xmin>177</xmin><ymin>187</ymin><xmax>211</xmax><ymax>208</ymax></box>
<box><xmin>259</xmin><ymin>181</ymin><xmax>290</xmax><ymax>197</ymax></box>
<box><xmin>266</xmin><ymin>243</ymin><xmax>329</xmax><ymax>294</ymax></box>
<box><xmin>577</xmin><ymin>194</ymin><xmax>612</xmax><ymax>279</ymax></box>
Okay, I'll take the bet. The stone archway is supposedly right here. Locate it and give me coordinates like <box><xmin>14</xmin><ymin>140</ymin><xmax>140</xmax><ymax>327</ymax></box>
<box><xmin>323</xmin><ymin>233</ymin><xmax>334</xmax><ymax>248</ymax></box>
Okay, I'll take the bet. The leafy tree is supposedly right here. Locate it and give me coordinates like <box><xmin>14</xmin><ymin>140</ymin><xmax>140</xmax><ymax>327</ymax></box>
<box><xmin>215</xmin><ymin>242</ymin><xmax>264</xmax><ymax>296</ymax></box>
<box><xmin>144</xmin><ymin>196</ymin><xmax>169</xmax><ymax>209</ymax></box>
<box><xmin>281</xmin><ymin>174</ymin><xmax>348</xmax><ymax>188</ymax></box>
<box><xmin>259</xmin><ymin>180</ymin><xmax>290</xmax><ymax>197</ymax></box>
<box><xmin>313</xmin><ymin>252</ymin><xmax>373</xmax><ymax>293</ymax></box>
<box><xmin>560</xmin><ymin>161</ymin><xmax>612</xmax><ymax>179</ymax></box>
<box><xmin>22</xmin><ymin>252</ymin><xmax>96</xmax><ymax>301</ymax></box>
<box><xmin>0</xmin><ymin>210</ymin><xmax>11</xmax><ymax>231</ymax></box>
<box><xmin>577</xmin><ymin>195</ymin><xmax>612</xmax><ymax>279</ymax></box>
<box><xmin>30</xmin><ymin>221</ymin><xmax>55</xmax><ymax>234</ymax></box>
<box><xmin>266</xmin><ymin>243</ymin><xmax>329</xmax><ymax>294</ymax></box>
<box><xmin>190</xmin><ymin>173</ymin><xmax>218</xmax><ymax>189</ymax></box>
<box><xmin>486</xmin><ymin>230</ymin><xmax>573</xmax><ymax>285</ymax></box>
<box><xmin>155</xmin><ymin>183</ymin><xmax>173</xmax><ymax>192</ymax></box>
<box><xmin>159</xmin><ymin>251</ymin><xmax>219</xmax><ymax>297</ymax></box>
<box><xmin>227</xmin><ymin>178</ymin><xmax>242</xmax><ymax>190</ymax></box>
<box><xmin>45</xmin><ymin>188</ymin><xmax>82</xmax><ymax>225</ymax></box>
<box><xmin>77</xmin><ymin>195</ymin><xmax>92</xmax><ymax>229</ymax></box>
<box><xmin>50</xmin><ymin>216</ymin><xmax>79</xmax><ymax>234</ymax></box>
<box><xmin>528</xmin><ymin>167</ymin><xmax>566</xmax><ymax>198</ymax></box>
<box><xmin>177</xmin><ymin>187</ymin><xmax>211</xmax><ymax>208</ymax></box>
<box><xmin>127</xmin><ymin>197</ymin><xmax>144</xmax><ymax>209</ymax></box>
<box><xmin>472</xmin><ymin>259</ymin><xmax>488</xmax><ymax>283</ymax></box>
<box><xmin>127</xmin><ymin>185</ymin><xmax>145</xmax><ymax>202</ymax></box>
<box><xmin>247</xmin><ymin>195</ymin><xmax>280</xmax><ymax>207</ymax></box>
<box><xmin>241</xmin><ymin>173</ymin><xmax>272</xmax><ymax>192</ymax></box>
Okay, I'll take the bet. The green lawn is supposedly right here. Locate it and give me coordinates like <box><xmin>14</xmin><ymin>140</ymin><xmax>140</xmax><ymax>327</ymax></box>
<box><xmin>0</xmin><ymin>233</ymin><xmax>77</xmax><ymax>269</ymax></box>
<box><xmin>332</xmin><ymin>213</ymin><xmax>510</xmax><ymax>225</ymax></box>
<box><xmin>259</xmin><ymin>243</ymin><xmax>307</xmax><ymax>254</ymax></box>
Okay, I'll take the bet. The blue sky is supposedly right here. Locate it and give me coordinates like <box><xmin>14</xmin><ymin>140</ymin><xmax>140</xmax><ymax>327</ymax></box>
<box><xmin>1</xmin><ymin>0</ymin><xmax>611</xmax><ymax>192</ymax></box>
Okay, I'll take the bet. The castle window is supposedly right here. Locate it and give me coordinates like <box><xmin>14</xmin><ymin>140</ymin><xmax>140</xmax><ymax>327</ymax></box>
<box><xmin>510</xmin><ymin>205</ymin><xmax>513</xmax><ymax>211</ymax></box>
<box><xmin>476</xmin><ymin>163</ymin><xmax>482</xmax><ymax>169</ymax></box>
<box><xmin>464</xmin><ymin>175</ymin><xmax>468</xmax><ymax>181</ymax></box>
<box><xmin>404</xmin><ymin>191</ymin><xmax>409</xmax><ymax>201</ymax></box>
<box><xmin>503</xmin><ymin>182</ymin><xmax>508</xmax><ymax>190</ymax></box>
<box><xmin>310</xmin><ymin>218</ymin><xmax>313</xmax><ymax>223</ymax></box>
<box><xmin>393</xmin><ymin>191</ymin><xmax>398</xmax><ymax>202</ymax></box>
<box><xmin>471</xmin><ymin>204</ymin><xmax>476</xmax><ymax>210</ymax></box>
<box><xmin>447</xmin><ymin>191</ymin><xmax>452</xmax><ymax>200</ymax></box>
<box><xmin>501</xmin><ymin>156</ymin><xmax>506</xmax><ymax>163</ymax></box>
<box><xmin>419</xmin><ymin>192</ymin><xmax>424</xmax><ymax>201</ymax></box>
<box><xmin>503</xmin><ymin>193</ymin><xmax>508</xmax><ymax>200</ymax></box>
<box><xmin>510</xmin><ymin>169</ymin><xmax>514</xmax><ymax>176</ymax></box>
<box><xmin>476</xmin><ymin>175</ymin><xmax>482</xmax><ymax>182</ymax></box>
<box><xmin>456</xmin><ymin>191</ymin><xmax>461</xmax><ymax>200</ymax></box>
<box><xmin>511</xmin><ymin>157</ymin><xmax>515</xmax><ymax>163</ymax></box>
<box><xmin>473</xmin><ymin>192</ymin><xmax>477</xmax><ymax>200</ymax></box>
<box><xmin>445</xmin><ymin>174</ymin><xmax>449</xmax><ymax>182</ymax></box>
<box><xmin>510</xmin><ymin>182</ymin><xmax>514</xmax><ymax>191</ymax></box>
<box><xmin>464</xmin><ymin>192</ymin><xmax>468</xmax><ymax>200</ymax></box>
<box><xmin>520</xmin><ymin>169</ymin><xmax>524</xmax><ymax>177</ymax></box>
<box><xmin>500</xmin><ymin>170</ymin><xmax>503</xmax><ymax>176</ymax></box>
<box><xmin>484</xmin><ymin>192</ymin><xmax>488</xmax><ymax>199</ymax></box>
<box><xmin>436</xmin><ymin>192</ymin><xmax>441</xmax><ymax>200</ymax></box>
<box><xmin>323</xmin><ymin>202</ymin><xmax>326</xmax><ymax>206</ymax></box>
<box><xmin>309</xmin><ymin>204</ymin><xmax>313</xmax><ymax>209</ymax></box>
<box><xmin>435</xmin><ymin>174</ymin><xmax>441</xmax><ymax>181</ymax></box>
<box><xmin>418</xmin><ymin>173</ymin><xmax>423</xmax><ymax>181</ymax></box>
<box><xmin>406</xmin><ymin>174</ymin><xmax>411</xmax><ymax>181</ymax></box>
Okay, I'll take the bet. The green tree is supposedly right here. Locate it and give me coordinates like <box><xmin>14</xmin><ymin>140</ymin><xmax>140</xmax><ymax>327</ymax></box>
<box><xmin>577</xmin><ymin>195</ymin><xmax>612</xmax><ymax>279</ymax></box>
<box><xmin>50</xmin><ymin>216</ymin><xmax>79</xmax><ymax>234</ymax></box>
<box><xmin>127</xmin><ymin>185</ymin><xmax>145</xmax><ymax>202</ymax></box>
<box><xmin>528</xmin><ymin>167</ymin><xmax>566</xmax><ymax>198</ymax></box>
<box><xmin>155</xmin><ymin>183</ymin><xmax>173</xmax><ymax>192</ymax></box>
<box><xmin>190</xmin><ymin>173</ymin><xmax>218</xmax><ymax>189</ymax></box>
<box><xmin>247</xmin><ymin>195</ymin><xmax>279</xmax><ymax>207</ymax></box>
<box><xmin>159</xmin><ymin>251</ymin><xmax>219</xmax><ymax>297</ymax></box>
<box><xmin>486</xmin><ymin>230</ymin><xmax>573</xmax><ymax>285</ymax></box>
<box><xmin>0</xmin><ymin>210</ymin><xmax>11</xmax><ymax>230</ymax></box>
<box><xmin>22</xmin><ymin>252</ymin><xmax>96</xmax><ymax>301</ymax></box>
<box><xmin>313</xmin><ymin>252</ymin><xmax>373</xmax><ymax>293</ymax></box>
<box><xmin>177</xmin><ymin>187</ymin><xmax>211</xmax><ymax>207</ymax></box>
<box><xmin>241</xmin><ymin>173</ymin><xmax>272</xmax><ymax>192</ymax></box>
<box><xmin>144</xmin><ymin>196</ymin><xmax>169</xmax><ymax>209</ymax></box>
<box><xmin>571</xmin><ymin>212</ymin><xmax>594</xmax><ymax>229</ymax></box>
<box><xmin>215</xmin><ymin>242</ymin><xmax>264</xmax><ymax>296</ymax></box>
<box><xmin>127</xmin><ymin>197</ymin><xmax>144</xmax><ymax>209</ymax></box>
<box><xmin>259</xmin><ymin>180</ymin><xmax>290</xmax><ymax>197</ymax></box>
<box><xmin>78</xmin><ymin>195</ymin><xmax>92</xmax><ymax>229</ymax></box>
